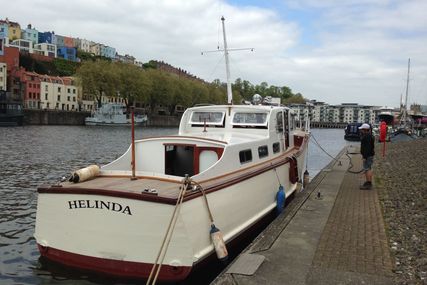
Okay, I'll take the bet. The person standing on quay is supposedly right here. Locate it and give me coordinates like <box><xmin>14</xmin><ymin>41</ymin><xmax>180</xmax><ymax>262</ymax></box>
<box><xmin>359</xmin><ymin>123</ymin><xmax>375</xmax><ymax>190</ymax></box>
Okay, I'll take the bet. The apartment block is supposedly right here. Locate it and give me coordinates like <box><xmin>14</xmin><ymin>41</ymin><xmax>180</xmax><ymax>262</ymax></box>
<box><xmin>53</xmin><ymin>34</ymin><xmax>64</xmax><ymax>47</ymax></box>
<box><xmin>57</xmin><ymin>46</ymin><xmax>77</xmax><ymax>61</ymax></box>
<box><xmin>18</xmin><ymin>70</ymin><xmax>41</xmax><ymax>109</ymax></box>
<box><xmin>0</xmin><ymin>22</ymin><xmax>8</xmax><ymax>39</ymax></box>
<box><xmin>0</xmin><ymin>18</ymin><xmax>21</xmax><ymax>41</ymax></box>
<box><xmin>287</xmin><ymin>101</ymin><xmax>380</xmax><ymax>125</ymax></box>
<box><xmin>10</xmin><ymin>39</ymin><xmax>34</xmax><ymax>53</ymax></box>
<box><xmin>75</xmin><ymin>38</ymin><xmax>91</xmax><ymax>53</ymax></box>
<box><xmin>34</xmin><ymin>43</ymin><xmax>57</xmax><ymax>58</ymax></box>
<box><xmin>100</xmin><ymin>45</ymin><xmax>116</xmax><ymax>59</ymax></box>
<box><xmin>22</xmin><ymin>24</ymin><xmax>38</xmax><ymax>44</ymax></box>
<box><xmin>89</xmin><ymin>42</ymin><xmax>101</xmax><ymax>56</ymax></box>
<box><xmin>116</xmin><ymin>54</ymin><xmax>135</xmax><ymax>64</ymax></box>
<box><xmin>38</xmin><ymin>31</ymin><xmax>54</xmax><ymax>44</ymax></box>
<box><xmin>63</xmin><ymin>36</ymin><xmax>74</xmax><ymax>48</ymax></box>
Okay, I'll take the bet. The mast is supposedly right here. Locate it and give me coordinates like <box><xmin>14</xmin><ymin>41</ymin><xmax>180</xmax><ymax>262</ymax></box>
<box><xmin>202</xmin><ymin>17</ymin><xmax>253</xmax><ymax>104</ymax></box>
<box><xmin>221</xmin><ymin>16</ymin><xmax>233</xmax><ymax>104</ymax></box>
<box><xmin>401</xmin><ymin>58</ymin><xmax>410</xmax><ymax>124</ymax></box>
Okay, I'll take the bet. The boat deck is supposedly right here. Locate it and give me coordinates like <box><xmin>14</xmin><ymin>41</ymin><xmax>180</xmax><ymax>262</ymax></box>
<box><xmin>39</xmin><ymin>139</ymin><xmax>306</xmax><ymax>204</ymax></box>
<box><xmin>59</xmin><ymin>177</ymin><xmax>182</xmax><ymax>199</ymax></box>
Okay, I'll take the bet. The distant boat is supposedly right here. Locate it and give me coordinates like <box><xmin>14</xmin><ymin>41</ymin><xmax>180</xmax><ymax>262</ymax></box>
<box><xmin>377</xmin><ymin>107</ymin><xmax>395</xmax><ymax>126</ymax></box>
<box><xmin>344</xmin><ymin>122</ymin><xmax>363</xmax><ymax>141</ymax></box>
<box><xmin>85</xmin><ymin>103</ymin><xmax>147</xmax><ymax>126</ymax></box>
<box><xmin>0</xmin><ymin>92</ymin><xmax>24</xmax><ymax>126</ymax></box>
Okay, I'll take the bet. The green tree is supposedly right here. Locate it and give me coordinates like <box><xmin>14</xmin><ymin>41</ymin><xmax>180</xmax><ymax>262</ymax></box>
<box><xmin>116</xmin><ymin>63</ymin><xmax>150</xmax><ymax>109</ymax></box>
<box><xmin>280</xmin><ymin>86</ymin><xmax>294</xmax><ymax>100</ymax></box>
<box><xmin>284</xmin><ymin>93</ymin><xmax>306</xmax><ymax>104</ymax></box>
<box><xmin>75</xmin><ymin>60</ymin><xmax>118</xmax><ymax>108</ymax></box>
<box><xmin>190</xmin><ymin>81</ymin><xmax>210</xmax><ymax>106</ymax></box>
<box><xmin>145</xmin><ymin>69</ymin><xmax>174</xmax><ymax>113</ymax></box>
<box><xmin>53</xmin><ymin>58</ymin><xmax>79</xmax><ymax>76</ymax></box>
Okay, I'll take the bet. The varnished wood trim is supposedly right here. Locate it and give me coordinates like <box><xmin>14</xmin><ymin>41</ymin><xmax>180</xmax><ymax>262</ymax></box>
<box><xmin>137</xmin><ymin>135</ymin><xmax>228</xmax><ymax>145</ymax></box>
<box><xmin>99</xmin><ymin>175</ymin><xmax>181</xmax><ymax>184</ymax></box>
<box><xmin>37</xmin><ymin>186</ymin><xmax>179</xmax><ymax>205</ymax></box>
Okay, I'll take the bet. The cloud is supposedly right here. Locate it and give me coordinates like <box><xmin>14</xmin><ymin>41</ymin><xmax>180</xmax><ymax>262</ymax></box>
<box><xmin>0</xmin><ymin>0</ymin><xmax>426</xmax><ymax>106</ymax></box>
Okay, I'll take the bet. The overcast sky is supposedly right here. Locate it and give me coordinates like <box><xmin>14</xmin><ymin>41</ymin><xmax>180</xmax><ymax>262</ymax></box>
<box><xmin>1</xmin><ymin>0</ymin><xmax>426</xmax><ymax>107</ymax></box>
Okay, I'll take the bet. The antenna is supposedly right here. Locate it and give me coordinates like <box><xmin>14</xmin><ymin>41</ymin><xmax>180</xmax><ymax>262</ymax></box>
<box><xmin>202</xmin><ymin>16</ymin><xmax>254</xmax><ymax>105</ymax></box>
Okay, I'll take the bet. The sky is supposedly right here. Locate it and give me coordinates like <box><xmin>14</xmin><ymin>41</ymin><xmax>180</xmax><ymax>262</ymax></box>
<box><xmin>1</xmin><ymin>0</ymin><xmax>426</xmax><ymax>107</ymax></box>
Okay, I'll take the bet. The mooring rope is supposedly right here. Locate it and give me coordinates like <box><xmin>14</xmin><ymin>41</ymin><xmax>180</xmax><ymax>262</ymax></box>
<box><xmin>346</xmin><ymin>149</ymin><xmax>365</xmax><ymax>174</ymax></box>
<box><xmin>310</xmin><ymin>133</ymin><xmax>364</xmax><ymax>174</ymax></box>
<box><xmin>191</xmin><ymin>180</ymin><xmax>215</xmax><ymax>224</ymax></box>
<box><xmin>146</xmin><ymin>176</ymin><xmax>191</xmax><ymax>285</ymax></box>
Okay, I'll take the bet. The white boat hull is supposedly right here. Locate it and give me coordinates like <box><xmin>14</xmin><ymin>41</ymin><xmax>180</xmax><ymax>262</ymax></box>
<box><xmin>34</xmin><ymin>152</ymin><xmax>304</xmax><ymax>281</ymax></box>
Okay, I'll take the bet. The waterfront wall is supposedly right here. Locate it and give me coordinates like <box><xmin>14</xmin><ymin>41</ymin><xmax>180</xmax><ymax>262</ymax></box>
<box><xmin>146</xmin><ymin>115</ymin><xmax>180</xmax><ymax>127</ymax></box>
<box><xmin>23</xmin><ymin>110</ymin><xmax>182</xmax><ymax>127</ymax></box>
<box><xmin>24</xmin><ymin>109</ymin><xmax>90</xmax><ymax>125</ymax></box>
<box><xmin>310</xmin><ymin>121</ymin><xmax>347</xmax><ymax>128</ymax></box>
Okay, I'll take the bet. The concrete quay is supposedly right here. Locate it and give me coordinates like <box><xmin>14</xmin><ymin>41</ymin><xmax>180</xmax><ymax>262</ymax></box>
<box><xmin>212</xmin><ymin>146</ymin><xmax>395</xmax><ymax>285</ymax></box>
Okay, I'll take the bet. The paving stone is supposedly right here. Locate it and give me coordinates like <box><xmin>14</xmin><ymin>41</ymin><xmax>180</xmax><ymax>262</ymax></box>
<box><xmin>311</xmin><ymin>152</ymin><xmax>394</xmax><ymax>277</ymax></box>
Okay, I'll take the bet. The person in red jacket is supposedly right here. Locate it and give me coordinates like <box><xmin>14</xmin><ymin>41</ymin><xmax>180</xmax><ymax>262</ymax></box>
<box><xmin>359</xmin><ymin>123</ymin><xmax>375</xmax><ymax>190</ymax></box>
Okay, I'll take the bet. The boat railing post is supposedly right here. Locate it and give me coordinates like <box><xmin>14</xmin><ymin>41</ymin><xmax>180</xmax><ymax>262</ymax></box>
<box><xmin>131</xmin><ymin>106</ymin><xmax>137</xmax><ymax>180</ymax></box>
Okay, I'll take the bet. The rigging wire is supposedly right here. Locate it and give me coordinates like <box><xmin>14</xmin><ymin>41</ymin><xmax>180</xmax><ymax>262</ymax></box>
<box><xmin>217</xmin><ymin>18</ymin><xmax>221</xmax><ymax>50</ymax></box>
<box><xmin>206</xmin><ymin>54</ymin><xmax>225</xmax><ymax>83</ymax></box>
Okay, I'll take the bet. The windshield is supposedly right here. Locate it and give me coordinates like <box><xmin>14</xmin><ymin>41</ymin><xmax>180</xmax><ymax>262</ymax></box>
<box><xmin>190</xmin><ymin>111</ymin><xmax>225</xmax><ymax>126</ymax></box>
<box><xmin>232</xmin><ymin>112</ymin><xmax>268</xmax><ymax>126</ymax></box>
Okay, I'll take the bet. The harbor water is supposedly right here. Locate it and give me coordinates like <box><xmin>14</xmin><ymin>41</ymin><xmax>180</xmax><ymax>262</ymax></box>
<box><xmin>0</xmin><ymin>126</ymin><xmax>352</xmax><ymax>285</ymax></box>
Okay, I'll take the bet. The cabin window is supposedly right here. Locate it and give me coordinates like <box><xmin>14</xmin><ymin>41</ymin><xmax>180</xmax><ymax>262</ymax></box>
<box><xmin>232</xmin><ymin>112</ymin><xmax>268</xmax><ymax>127</ymax></box>
<box><xmin>273</xmin><ymin>142</ymin><xmax>280</xmax><ymax>153</ymax></box>
<box><xmin>291</xmin><ymin>113</ymin><xmax>296</xmax><ymax>130</ymax></box>
<box><xmin>190</xmin><ymin>111</ymin><xmax>225</xmax><ymax>127</ymax></box>
<box><xmin>276</xmin><ymin>112</ymin><xmax>283</xmax><ymax>132</ymax></box>
<box><xmin>258</xmin><ymin>146</ymin><xmax>269</xmax><ymax>158</ymax></box>
<box><xmin>239</xmin><ymin>149</ymin><xmax>252</xmax><ymax>164</ymax></box>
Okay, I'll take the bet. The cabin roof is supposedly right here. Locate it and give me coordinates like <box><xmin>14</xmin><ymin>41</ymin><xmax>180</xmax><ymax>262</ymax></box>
<box><xmin>188</xmin><ymin>132</ymin><xmax>267</xmax><ymax>145</ymax></box>
<box><xmin>187</xmin><ymin>104</ymin><xmax>285</xmax><ymax>112</ymax></box>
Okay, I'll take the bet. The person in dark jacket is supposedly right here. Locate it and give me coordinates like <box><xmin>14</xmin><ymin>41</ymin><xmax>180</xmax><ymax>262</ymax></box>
<box><xmin>359</xmin><ymin>123</ymin><xmax>375</xmax><ymax>189</ymax></box>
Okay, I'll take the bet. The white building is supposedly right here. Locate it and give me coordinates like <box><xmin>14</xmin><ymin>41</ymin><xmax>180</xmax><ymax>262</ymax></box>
<box><xmin>0</xmin><ymin>62</ymin><xmax>6</xmax><ymax>91</ymax></box>
<box><xmin>81</xmin><ymin>99</ymin><xmax>96</xmax><ymax>111</ymax></box>
<box><xmin>311</xmin><ymin>102</ymin><xmax>328</xmax><ymax>122</ymax></box>
<box><xmin>288</xmin><ymin>103</ymin><xmax>312</xmax><ymax>123</ymax></box>
<box><xmin>10</xmin><ymin>39</ymin><xmax>33</xmax><ymax>53</ymax></box>
<box><xmin>89</xmin><ymin>42</ymin><xmax>101</xmax><ymax>56</ymax></box>
<box><xmin>76</xmin><ymin>38</ymin><xmax>91</xmax><ymax>53</ymax></box>
<box><xmin>39</xmin><ymin>75</ymin><xmax>79</xmax><ymax>111</ymax></box>
<box><xmin>34</xmin><ymin>43</ymin><xmax>57</xmax><ymax>58</ymax></box>
<box><xmin>343</xmin><ymin>106</ymin><xmax>354</xmax><ymax>123</ymax></box>
<box><xmin>293</xmin><ymin>101</ymin><xmax>380</xmax><ymax>125</ymax></box>
<box><xmin>328</xmin><ymin>106</ymin><xmax>340</xmax><ymax>123</ymax></box>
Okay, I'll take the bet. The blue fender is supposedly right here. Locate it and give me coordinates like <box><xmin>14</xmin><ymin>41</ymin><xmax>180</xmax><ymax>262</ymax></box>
<box><xmin>276</xmin><ymin>185</ymin><xmax>286</xmax><ymax>214</ymax></box>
